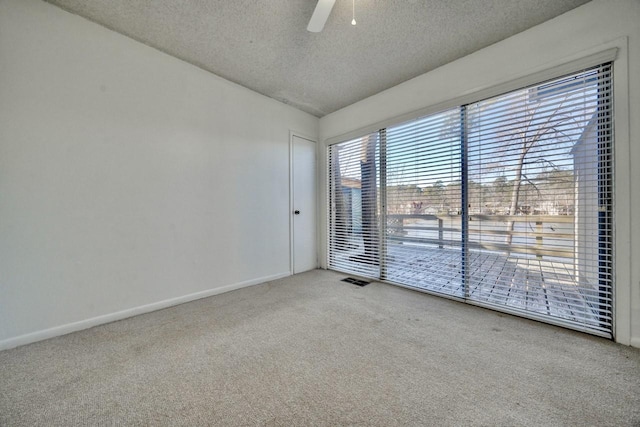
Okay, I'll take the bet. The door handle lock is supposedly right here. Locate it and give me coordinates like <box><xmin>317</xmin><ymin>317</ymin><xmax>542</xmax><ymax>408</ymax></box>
<box><xmin>294</xmin><ymin>210</ymin><xmax>300</xmax><ymax>215</ymax></box>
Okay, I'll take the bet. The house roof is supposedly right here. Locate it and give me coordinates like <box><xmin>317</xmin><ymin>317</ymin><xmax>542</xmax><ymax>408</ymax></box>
<box><xmin>340</xmin><ymin>177</ymin><xmax>362</xmax><ymax>189</ymax></box>
<box><xmin>570</xmin><ymin>113</ymin><xmax>599</xmax><ymax>154</ymax></box>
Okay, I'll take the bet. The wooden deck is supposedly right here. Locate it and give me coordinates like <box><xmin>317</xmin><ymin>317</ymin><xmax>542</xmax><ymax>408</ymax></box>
<box><xmin>333</xmin><ymin>244</ymin><xmax>605</xmax><ymax>329</ymax></box>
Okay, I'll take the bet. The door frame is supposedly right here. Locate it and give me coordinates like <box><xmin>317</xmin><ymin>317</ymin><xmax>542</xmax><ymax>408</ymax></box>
<box><xmin>289</xmin><ymin>131</ymin><xmax>319</xmax><ymax>275</ymax></box>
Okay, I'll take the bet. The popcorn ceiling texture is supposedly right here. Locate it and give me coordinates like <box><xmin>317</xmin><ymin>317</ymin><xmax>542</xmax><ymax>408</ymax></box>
<box><xmin>44</xmin><ymin>0</ymin><xmax>589</xmax><ymax>117</ymax></box>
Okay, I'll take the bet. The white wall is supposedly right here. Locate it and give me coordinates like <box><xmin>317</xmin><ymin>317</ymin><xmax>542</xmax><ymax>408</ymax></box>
<box><xmin>0</xmin><ymin>0</ymin><xmax>318</xmax><ymax>349</ymax></box>
<box><xmin>319</xmin><ymin>0</ymin><xmax>640</xmax><ymax>347</ymax></box>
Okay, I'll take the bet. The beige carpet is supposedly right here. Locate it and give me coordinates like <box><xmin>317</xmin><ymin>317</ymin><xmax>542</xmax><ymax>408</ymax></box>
<box><xmin>1</xmin><ymin>269</ymin><xmax>639</xmax><ymax>426</ymax></box>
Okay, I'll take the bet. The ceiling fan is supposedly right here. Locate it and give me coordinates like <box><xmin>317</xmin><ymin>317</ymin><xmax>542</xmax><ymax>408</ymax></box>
<box><xmin>307</xmin><ymin>0</ymin><xmax>337</xmax><ymax>32</ymax></box>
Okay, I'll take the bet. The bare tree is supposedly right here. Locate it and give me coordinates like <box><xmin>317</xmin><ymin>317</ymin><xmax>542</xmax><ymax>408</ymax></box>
<box><xmin>492</xmin><ymin>92</ymin><xmax>578</xmax><ymax>246</ymax></box>
<box><xmin>467</xmin><ymin>84</ymin><xmax>591</xmax><ymax>251</ymax></box>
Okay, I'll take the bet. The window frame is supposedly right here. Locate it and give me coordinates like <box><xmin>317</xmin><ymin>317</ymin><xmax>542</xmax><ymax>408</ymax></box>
<box><xmin>325</xmin><ymin>60</ymin><xmax>616</xmax><ymax>337</ymax></box>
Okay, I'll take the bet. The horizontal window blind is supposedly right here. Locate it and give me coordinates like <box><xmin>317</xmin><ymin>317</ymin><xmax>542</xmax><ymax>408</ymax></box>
<box><xmin>327</xmin><ymin>63</ymin><xmax>613</xmax><ymax>336</ymax></box>
<box><xmin>465</xmin><ymin>64</ymin><xmax>613</xmax><ymax>334</ymax></box>
<box><xmin>328</xmin><ymin>132</ymin><xmax>380</xmax><ymax>278</ymax></box>
<box><xmin>384</xmin><ymin>108</ymin><xmax>463</xmax><ymax>296</ymax></box>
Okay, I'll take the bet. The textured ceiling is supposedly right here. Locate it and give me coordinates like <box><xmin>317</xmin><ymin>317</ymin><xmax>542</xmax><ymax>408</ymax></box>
<box><xmin>45</xmin><ymin>0</ymin><xmax>591</xmax><ymax>117</ymax></box>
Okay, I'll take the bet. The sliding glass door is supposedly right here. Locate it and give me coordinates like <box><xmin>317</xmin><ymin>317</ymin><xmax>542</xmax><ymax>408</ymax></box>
<box><xmin>384</xmin><ymin>108</ymin><xmax>463</xmax><ymax>297</ymax></box>
<box><xmin>465</xmin><ymin>65</ymin><xmax>613</xmax><ymax>333</ymax></box>
<box><xmin>327</xmin><ymin>64</ymin><xmax>613</xmax><ymax>336</ymax></box>
<box><xmin>328</xmin><ymin>132</ymin><xmax>381</xmax><ymax>278</ymax></box>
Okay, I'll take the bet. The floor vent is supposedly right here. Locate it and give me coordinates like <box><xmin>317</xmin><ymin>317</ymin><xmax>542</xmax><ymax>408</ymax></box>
<box><xmin>341</xmin><ymin>277</ymin><xmax>371</xmax><ymax>287</ymax></box>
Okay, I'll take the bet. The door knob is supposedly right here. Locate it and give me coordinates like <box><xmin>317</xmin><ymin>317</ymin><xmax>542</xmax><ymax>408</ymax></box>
<box><xmin>294</xmin><ymin>210</ymin><xmax>300</xmax><ymax>215</ymax></box>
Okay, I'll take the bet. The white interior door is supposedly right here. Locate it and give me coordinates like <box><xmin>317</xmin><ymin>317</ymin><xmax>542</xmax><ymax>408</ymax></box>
<box><xmin>292</xmin><ymin>135</ymin><xmax>317</xmax><ymax>273</ymax></box>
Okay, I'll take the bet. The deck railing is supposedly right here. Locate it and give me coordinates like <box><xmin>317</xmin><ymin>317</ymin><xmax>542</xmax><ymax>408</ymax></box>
<box><xmin>386</xmin><ymin>214</ymin><xmax>575</xmax><ymax>259</ymax></box>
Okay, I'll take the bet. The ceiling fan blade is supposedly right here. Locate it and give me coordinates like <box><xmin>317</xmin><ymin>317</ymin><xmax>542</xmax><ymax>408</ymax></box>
<box><xmin>307</xmin><ymin>0</ymin><xmax>336</xmax><ymax>32</ymax></box>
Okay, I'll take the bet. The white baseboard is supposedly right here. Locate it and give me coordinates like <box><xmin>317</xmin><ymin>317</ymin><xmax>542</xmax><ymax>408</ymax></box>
<box><xmin>630</xmin><ymin>337</ymin><xmax>640</xmax><ymax>349</ymax></box>
<box><xmin>0</xmin><ymin>271</ymin><xmax>291</xmax><ymax>351</ymax></box>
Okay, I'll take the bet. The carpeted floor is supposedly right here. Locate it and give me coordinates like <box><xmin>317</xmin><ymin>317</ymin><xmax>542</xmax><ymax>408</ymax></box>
<box><xmin>1</xmin><ymin>269</ymin><xmax>639</xmax><ymax>426</ymax></box>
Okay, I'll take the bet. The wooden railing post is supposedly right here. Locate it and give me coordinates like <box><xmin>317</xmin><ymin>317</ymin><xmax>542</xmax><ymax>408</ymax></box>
<box><xmin>536</xmin><ymin>220</ymin><xmax>543</xmax><ymax>259</ymax></box>
<box><xmin>438</xmin><ymin>218</ymin><xmax>444</xmax><ymax>249</ymax></box>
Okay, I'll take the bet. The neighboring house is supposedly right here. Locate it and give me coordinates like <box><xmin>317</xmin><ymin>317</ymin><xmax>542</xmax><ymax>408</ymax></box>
<box><xmin>571</xmin><ymin>115</ymin><xmax>600</xmax><ymax>292</ymax></box>
<box><xmin>340</xmin><ymin>177</ymin><xmax>362</xmax><ymax>237</ymax></box>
